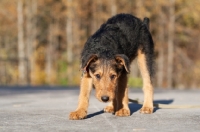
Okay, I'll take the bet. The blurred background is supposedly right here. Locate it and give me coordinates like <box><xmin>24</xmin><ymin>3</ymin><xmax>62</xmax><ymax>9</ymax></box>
<box><xmin>0</xmin><ymin>0</ymin><xmax>200</xmax><ymax>89</ymax></box>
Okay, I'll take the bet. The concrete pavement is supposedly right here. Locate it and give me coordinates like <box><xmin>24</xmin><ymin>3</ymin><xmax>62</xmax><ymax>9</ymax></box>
<box><xmin>0</xmin><ymin>86</ymin><xmax>200</xmax><ymax>132</ymax></box>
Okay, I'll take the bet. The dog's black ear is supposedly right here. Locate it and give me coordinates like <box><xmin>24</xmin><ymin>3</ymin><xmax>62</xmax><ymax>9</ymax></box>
<box><xmin>81</xmin><ymin>54</ymin><xmax>98</xmax><ymax>72</ymax></box>
<box><xmin>115</xmin><ymin>54</ymin><xmax>130</xmax><ymax>73</ymax></box>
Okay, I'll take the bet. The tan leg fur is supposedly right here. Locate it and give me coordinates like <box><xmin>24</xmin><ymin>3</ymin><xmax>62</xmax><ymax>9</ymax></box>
<box><xmin>137</xmin><ymin>49</ymin><xmax>154</xmax><ymax>114</ymax></box>
<box><xmin>69</xmin><ymin>75</ymin><xmax>93</xmax><ymax>120</ymax></box>
<box><xmin>115</xmin><ymin>73</ymin><xmax>130</xmax><ymax>116</ymax></box>
<box><xmin>104</xmin><ymin>101</ymin><xmax>114</xmax><ymax>113</ymax></box>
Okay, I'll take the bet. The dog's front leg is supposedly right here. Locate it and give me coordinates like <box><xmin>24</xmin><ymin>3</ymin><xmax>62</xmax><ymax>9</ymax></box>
<box><xmin>104</xmin><ymin>101</ymin><xmax>115</xmax><ymax>113</ymax></box>
<box><xmin>115</xmin><ymin>73</ymin><xmax>130</xmax><ymax>116</ymax></box>
<box><xmin>69</xmin><ymin>76</ymin><xmax>92</xmax><ymax>120</ymax></box>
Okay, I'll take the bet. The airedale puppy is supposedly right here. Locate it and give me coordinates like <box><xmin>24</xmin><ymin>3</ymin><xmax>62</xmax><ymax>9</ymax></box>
<box><xmin>69</xmin><ymin>13</ymin><xmax>154</xmax><ymax>120</ymax></box>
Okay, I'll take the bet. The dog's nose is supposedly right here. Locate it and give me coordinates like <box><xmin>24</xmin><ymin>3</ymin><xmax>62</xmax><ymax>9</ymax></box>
<box><xmin>101</xmin><ymin>96</ymin><xmax>109</xmax><ymax>102</ymax></box>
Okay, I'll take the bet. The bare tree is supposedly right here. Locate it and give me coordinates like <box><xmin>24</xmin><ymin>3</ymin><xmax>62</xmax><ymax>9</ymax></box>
<box><xmin>46</xmin><ymin>23</ymin><xmax>54</xmax><ymax>84</ymax></box>
<box><xmin>110</xmin><ymin>0</ymin><xmax>117</xmax><ymax>16</ymax></box>
<box><xmin>17</xmin><ymin>0</ymin><xmax>26</xmax><ymax>85</ymax></box>
<box><xmin>25</xmin><ymin>0</ymin><xmax>37</xmax><ymax>84</ymax></box>
<box><xmin>136</xmin><ymin>0</ymin><xmax>144</xmax><ymax>18</ymax></box>
<box><xmin>66</xmin><ymin>0</ymin><xmax>73</xmax><ymax>84</ymax></box>
<box><xmin>167</xmin><ymin>0</ymin><xmax>175</xmax><ymax>88</ymax></box>
<box><xmin>157</xmin><ymin>5</ymin><xmax>165</xmax><ymax>88</ymax></box>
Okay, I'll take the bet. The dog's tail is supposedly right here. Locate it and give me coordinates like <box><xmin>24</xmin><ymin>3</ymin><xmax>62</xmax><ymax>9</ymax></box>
<box><xmin>143</xmin><ymin>17</ymin><xmax>150</xmax><ymax>30</ymax></box>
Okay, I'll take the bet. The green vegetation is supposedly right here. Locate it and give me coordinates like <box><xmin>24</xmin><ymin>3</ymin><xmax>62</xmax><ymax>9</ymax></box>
<box><xmin>128</xmin><ymin>77</ymin><xmax>143</xmax><ymax>88</ymax></box>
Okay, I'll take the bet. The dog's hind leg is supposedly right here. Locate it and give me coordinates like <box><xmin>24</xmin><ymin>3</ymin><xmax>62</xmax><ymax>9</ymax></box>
<box><xmin>137</xmin><ymin>49</ymin><xmax>154</xmax><ymax>114</ymax></box>
<box><xmin>69</xmin><ymin>75</ymin><xmax>93</xmax><ymax>120</ymax></box>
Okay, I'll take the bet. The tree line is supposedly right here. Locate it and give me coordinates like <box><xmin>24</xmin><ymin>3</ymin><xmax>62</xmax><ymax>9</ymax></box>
<box><xmin>0</xmin><ymin>0</ymin><xmax>200</xmax><ymax>88</ymax></box>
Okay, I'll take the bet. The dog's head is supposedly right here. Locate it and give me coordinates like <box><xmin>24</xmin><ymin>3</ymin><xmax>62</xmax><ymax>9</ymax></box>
<box><xmin>81</xmin><ymin>54</ymin><xmax>130</xmax><ymax>102</ymax></box>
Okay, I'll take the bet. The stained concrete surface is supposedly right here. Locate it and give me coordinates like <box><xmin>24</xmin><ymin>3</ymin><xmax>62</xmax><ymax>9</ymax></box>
<box><xmin>0</xmin><ymin>86</ymin><xmax>200</xmax><ymax>132</ymax></box>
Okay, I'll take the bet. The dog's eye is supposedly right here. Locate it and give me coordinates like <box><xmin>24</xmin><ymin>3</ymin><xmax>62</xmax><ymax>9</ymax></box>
<box><xmin>110</xmin><ymin>75</ymin><xmax>116</xmax><ymax>80</ymax></box>
<box><xmin>95</xmin><ymin>74</ymin><xmax>101</xmax><ymax>79</ymax></box>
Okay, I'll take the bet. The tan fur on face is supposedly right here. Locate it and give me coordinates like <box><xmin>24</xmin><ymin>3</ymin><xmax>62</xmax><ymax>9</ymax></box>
<box><xmin>89</xmin><ymin>59</ymin><xmax>119</xmax><ymax>102</ymax></box>
<box><xmin>88</xmin><ymin>58</ymin><xmax>130</xmax><ymax>116</ymax></box>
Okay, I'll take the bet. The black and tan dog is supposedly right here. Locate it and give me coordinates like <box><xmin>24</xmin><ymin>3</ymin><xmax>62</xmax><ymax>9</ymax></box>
<box><xmin>69</xmin><ymin>13</ymin><xmax>154</xmax><ymax>120</ymax></box>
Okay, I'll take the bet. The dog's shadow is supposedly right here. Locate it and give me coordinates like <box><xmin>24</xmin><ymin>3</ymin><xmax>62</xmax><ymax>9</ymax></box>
<box><xmin>129</xmin><ymin>99</ymin><xmax>174</xmax><ymax>114</ymax></box>
<box><xmin>86</xmin><ymin>99</ymin><xmax>174</xmax><ymax>119</ymax></box>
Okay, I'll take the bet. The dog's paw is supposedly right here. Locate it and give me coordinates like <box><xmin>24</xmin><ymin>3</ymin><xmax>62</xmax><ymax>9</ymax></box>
<box><xmin>115</xmin><ymin>108</ymin><xmax>130</xmax><ymax>117</ymax></box>
<box><xmin>104</xmin><ymin>106</ymin><xmax>114</xmax><ymax>113</ymax></box>
<box><xmin>69</xmin><ymin>109</ymin><xmax>87</xmax><ymax>120</ymax></box>
<box><xmin>140</xmin><ymin>107</ymin><xmax>153</xmax><ymax>114</ymax></box>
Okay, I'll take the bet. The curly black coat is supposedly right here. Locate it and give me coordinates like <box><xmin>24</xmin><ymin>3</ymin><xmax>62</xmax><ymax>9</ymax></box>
<box><xmin>81</xmin><ymin>13</ymin><xmax>154</xmax><ymax>77</ymax></box>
